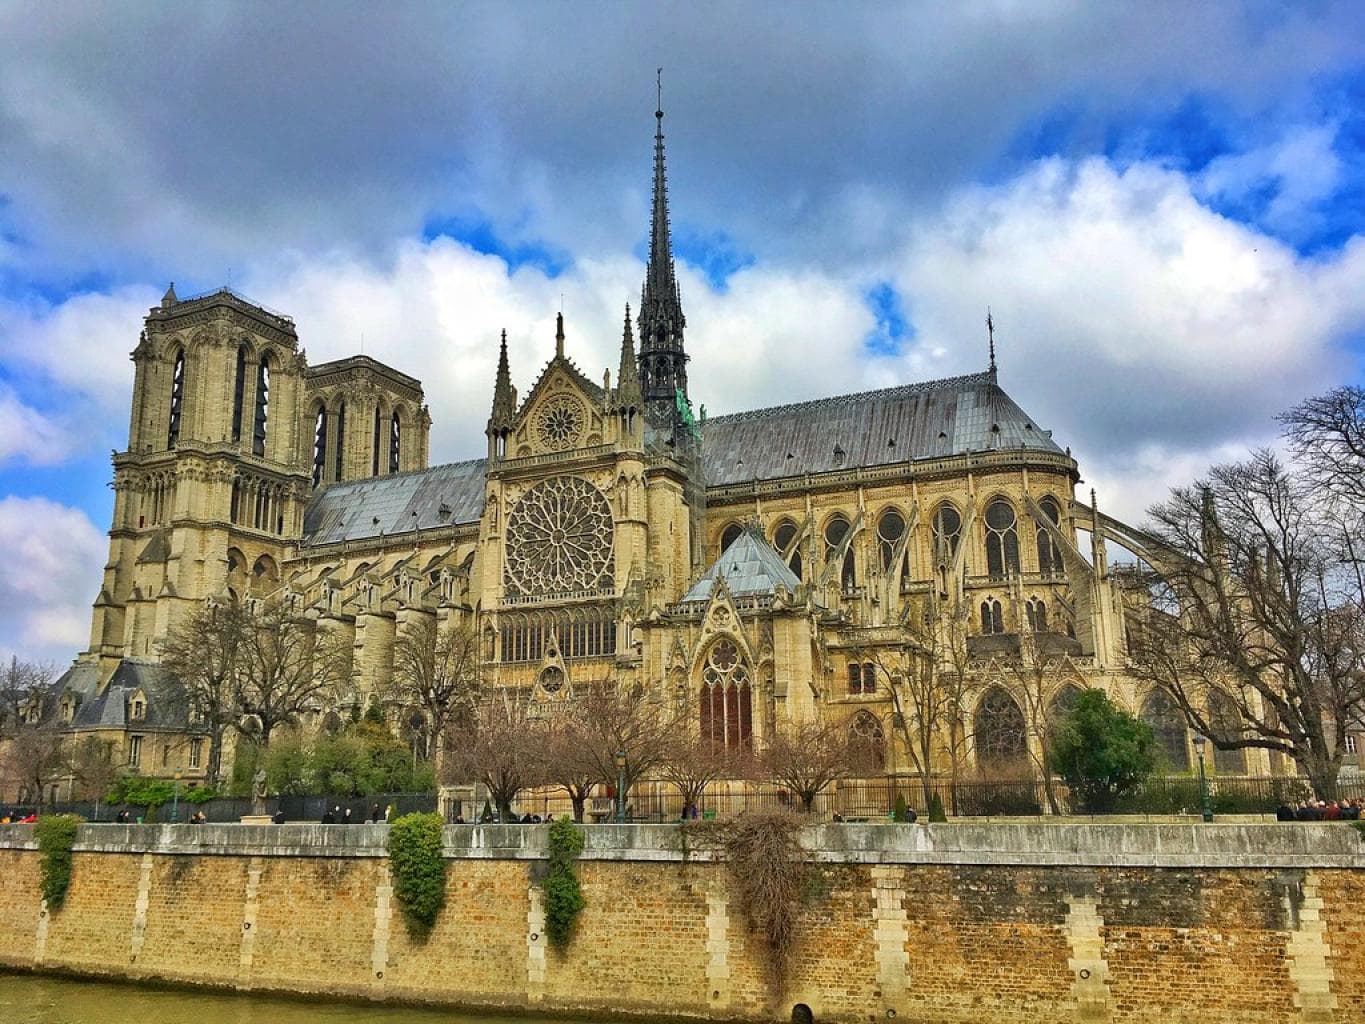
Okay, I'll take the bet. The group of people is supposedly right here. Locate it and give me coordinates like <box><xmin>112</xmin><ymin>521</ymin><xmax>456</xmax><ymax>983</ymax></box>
<box><xmin>320</xmin><ymin>803</ymin><xmax>395</xmax><ymax>824</ymax></box>
<box><xmin>0</xmin><ymin>810</ymin><xmax>37</xmax><ymax>824</ymax></box>
<box><xmin>1277</xmin><ymin>799</ymin><xmax>1364</xmax><ymax>821</ymax></box>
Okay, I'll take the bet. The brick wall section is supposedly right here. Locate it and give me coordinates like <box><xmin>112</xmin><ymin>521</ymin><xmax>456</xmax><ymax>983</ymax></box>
<box><xmin>0</xmin><ymin>848</ymin><xmax>41</xmax><ymax>963</ymax></box>
<box><xmin>0</xmin><ymin>823</ymin><xmax>1362</xmax><ymax>1024</ymax></box>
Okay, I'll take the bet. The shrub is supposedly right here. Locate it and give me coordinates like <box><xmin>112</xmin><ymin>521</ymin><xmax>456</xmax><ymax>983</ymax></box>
<box><xmin>542</xmin><ymin>817</ymin><xmax>585</xmax><ymax>948</ymax></box>
<box><xmin>927</xmin><ymin>793</ymin><xmax>947</xmax><ymax>823</ymax></box>
<box><xmin>387</xmin><ymin>812</ymin><xmax>447</xmax><ymax>939</ymax></box>
<box><xmin>35</xmin><ymin>814</ymin><xmax>82</xmax><ymax>910</ymax></box>
<box><xmin>182</xmin><ymin>785</ymin><xmax>221</xmax><ymax>805</ymax></box>
<box><xmin>893</xmin><ymin>793</ymin><xmax>909</xmax><ymax>823</ymax></box>
<box><xmin>1049</xmin><ymin>690</ymin><xmax>1157</xmax><ymax>813</ymax></box>
<box><xmin>107</xmin><ymin>775</ymin><xmax>176</xmax><ymax>816</ymax></box>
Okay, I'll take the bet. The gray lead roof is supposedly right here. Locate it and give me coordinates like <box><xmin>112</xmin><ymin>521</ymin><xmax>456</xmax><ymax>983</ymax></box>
<box><xmin>681</xmin><ymin>528</ymin><xmax>801</xmax><ymax>603</ymax></box>
<box><xmin>298</xmin><ymin>373</ymin><xmax>1061</xmax><ymax>547</ymax></box>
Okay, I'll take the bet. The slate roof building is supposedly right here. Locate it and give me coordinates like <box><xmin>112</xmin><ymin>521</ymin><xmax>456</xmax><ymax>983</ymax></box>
<box><xmin>30</xmin><ymin>98</ymin><xmax>1271</xmax><ymax>805</ymax></box>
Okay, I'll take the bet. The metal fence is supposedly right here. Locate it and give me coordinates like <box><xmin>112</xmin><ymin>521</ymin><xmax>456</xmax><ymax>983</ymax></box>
<box><xmin>24</xmin><ymin>775</ymin><xmax>1365</xmax><ymax>825</ymax></box>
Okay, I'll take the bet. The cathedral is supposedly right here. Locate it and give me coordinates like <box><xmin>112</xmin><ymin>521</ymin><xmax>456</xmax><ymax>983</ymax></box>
<box><xmin>46</xmin><ymin>103</ymin><xmax>1273</xmax><ymax>799</ymax></box>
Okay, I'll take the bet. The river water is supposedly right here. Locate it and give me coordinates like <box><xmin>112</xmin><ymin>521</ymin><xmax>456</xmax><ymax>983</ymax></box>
<box><xmin>0</xmin><ymin>972</ymin><xmax>559</xmax><ymax>1024</ymax></box>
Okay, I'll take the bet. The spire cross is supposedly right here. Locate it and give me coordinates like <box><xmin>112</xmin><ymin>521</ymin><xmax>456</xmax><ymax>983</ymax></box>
<box><xmin>656</xmin><ymin>67</ymin><xmax>663</xmax><ymax>117</ymax></box>
<box><xmin>986</xmin><ymin>307</ymin><xmax>997</xmax><ymax>373</ymax></box>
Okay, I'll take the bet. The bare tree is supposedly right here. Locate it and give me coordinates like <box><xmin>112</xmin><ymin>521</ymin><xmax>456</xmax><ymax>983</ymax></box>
<box><xmin>0</xmin><ymin>657</ymin><xmax>54</xmax><ymax>740</ymax></box>
<box><xmin>1281</xmin><ymin>385</ymin><xmax>1365</xmax><ymax>509</ymax></box>
<box><xmin>659</xmin><ymin>732</ymin><xmax>740</xmax><ymax>819</ymax></box>
<box><xmin>536</xmin><ymin>709</ymin><xmax>602</xmax><ymax>823</ymax></box>
<box><xmin>565</xmin><ymin>684</ymin><xmax>673</xmax><ymax>812</ymax></box>
<box><xmin>441</xmin><ymin>693</ymin><xmax>544</xmax><ymax>821</ymax></box>
<box><xmin>387</xmin><ymin>617</ymin><xmax>483</xmax><ymax>771</ymax></box>
<box><xmin>1129</xmin><ymin>450</ymin><xmax>1365</xmax><ymax>799</ymax></box>
<box><xmin>7</xmin><ymin>724</ymin><xmax>64</xmax><ymax>807</ymax></box>
<box><xmin>997</xmin><ymin>627</ymin><xmax>1082</xmax><ymax>816</ymax></box>
<box><xmin>236</xmin><ymin>600</ymin><xmax>347</xmax><ymax>747</ymax></box>
<box><xmin>67</xmin><ymin>736</ymin><xmax>120</xmax><ymax>820</ymax></box>
<box><xmin>758</xmin><ymin>718</ymin><xmax>854</xmax><ymax>813</ymax></box>
<box><xmin>158</xmin><ymin>600</ymin><xmax>248</xmax><ymax>786</ymax></box>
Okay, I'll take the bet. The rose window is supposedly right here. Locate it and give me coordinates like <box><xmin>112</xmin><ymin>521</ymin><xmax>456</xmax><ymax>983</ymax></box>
<box><xmin>535</xmin><ymin>395</ymin><xmax>585</xmax><ymax>451</ymax></box>
<box><xmin>504</xmin><ymin>475</ymin><xmax>614</xmax><ymax>596</ymax></box>
<box><xmin>539</xmin><ymin>666</ymin><xmax>565</xmax><ymax>695</ymax></box>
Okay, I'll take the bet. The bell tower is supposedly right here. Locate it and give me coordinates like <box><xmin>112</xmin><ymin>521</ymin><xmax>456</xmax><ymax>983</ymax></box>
<box><xmin>86</xmin><ymin>286</ymin><xmax>311</xmax><ymax>679</ymax></box>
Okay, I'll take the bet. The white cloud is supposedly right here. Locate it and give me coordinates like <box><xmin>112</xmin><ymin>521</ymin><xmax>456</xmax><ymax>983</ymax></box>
<box><xmin>0</xmin><ymin>385</ymin><xmax>77</xmax><ymax>465</ymax></box>
<box><xmin>0</xmin><ymin>496</ymin><xmax>105</xmax><ymax>666</ymax></box>
<box><xmin>1198</xmin><ymin>123</ymin><xmax>1346</xmax><ymax>238</ymax></box>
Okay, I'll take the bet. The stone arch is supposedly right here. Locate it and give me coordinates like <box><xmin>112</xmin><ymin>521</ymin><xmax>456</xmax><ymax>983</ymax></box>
<box><xmin>698</xmin><ymin>635</ymin><xmax>753</xmax><ymax>753</ymax></box>
<box><xmin>982</xmin><ymin>494</ymin><xmax>1021</xmax><ymax>578</ymax></box>
<box><xmin>770</xmin><ymin>516</ymin><xmax>802</xmax><ymax>579</ymax></box>
<box><xmin>309</xmin><ymin>398</ymin><xmax>328</xmax><ymax>487</ymax></box>
<box><xmin>876</xmin><ymin>504</ymin><xmax>911</xmax><ymax>586</ymax></box>
<box><xmin>849</xmin><ymin>709</ymin><xmax>886</xmax><ymax>773</ymax></box>
<box><xmin>974</xmin><ymin>685</ymin><xmax>1027</xmax><ymax>769</ymax></box>
<box><xmin>166</xmin><ymin>344</ymin><xmax>187</xmax><ymax>447</ymax></box>
<box><xmin>251</xmin><ymin>349</ymin><xmax>274</xmax><ymax>456</ymax></box>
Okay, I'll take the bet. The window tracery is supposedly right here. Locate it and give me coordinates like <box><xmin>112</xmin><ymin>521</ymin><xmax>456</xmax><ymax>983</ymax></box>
<box><xmin>504</xmin><ymin>476</ymin><xmax>614</xmax><ymax>597</ymax></box>
<box><xmin>499</xmin><ymin>606</ymin><xmax>617</xmax><ymax>662</ymax></box>
<box><xmin>824</xmin><ymin>515</ymin><xmax>856</xmax><ymax>591</ymax></box>
<box><xmin>251</xmin><ymin>353</ymin><xmax>271</xmax><ymax>457</ymax></box>
<box><xmin>390</xmin><ymin>409</ymin><xmax>402</xmax><ymax>472</ymax></box>
<box><xmin>773</xmin><ymin>518</ymin><xmax>802</xmax><ymax>579</ymax></box>
<box><xmin>720</xmin><ymin>522</ymin><xmax>742</xmax><ymax>554</ymax></box>
<box><xmin>974</xmin><ymin>686</ymin><xmax>1027</xmax><ymax>768</ymax></box>
<box><xmin>980</xmin><ymin>598</ymin><xmax>1004</xmax><ymax>635</ymax></box>
<box><xmin>877</xmin><ymin>508</ymin><xmax>910</xmax><ymax>588</ymax></box>
<box><xmin>1025</xmin><ymin>597</ymin><xmax>1048</xmax><ymax>632</ymax></box>
<box><xmin>932</xmin><ymin>503</ymin><xmax>961</xmax><ymax>564</ymax></box>
<box><xmin>1141</xmin><ymin>689</ymin><xmax>1190</xmax><ymax>771</ymax></box>
<box><xmin>1036</xmin><ymin>496</ymin><xmax>1064</xmax><ymax>577</ymax></box>
<box><xmin>700</xmin><ymin>637</ymin><xmax>752</xmax><ymax>753</ymax></box>
<box><xmin>984</xmin><ymin>499</ymin><xmax>1020</xmax><ymax>578</ymax></box>
<box><xmin>167</xmin><ymin>348</ymin><xmax>186</xmax><ymax>447</ymax></box>
<box><xmin>535</xmin><ymin>394</ymin><xmax>585</xmax><ymax>451</ymax></box>
<box><xmin>849</xmin><ymin>710</ymin><xmax>886</xmax><ymax>772</ymax></box>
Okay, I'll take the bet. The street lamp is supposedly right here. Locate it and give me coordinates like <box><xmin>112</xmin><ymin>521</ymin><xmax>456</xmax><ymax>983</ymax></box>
<box><xmin>614</xmin><ymin>750</ymin><xmax>627</xmax><ymax>824</ymax></box>
<box><xmin>171</xmin><ymin>771</ymin><xmax>183</xmax><ymax>824</ymax></box>
<box><xmin>1192</xmin><ymin>735</ymin><xmax>1213</xmax><ymax>823</ymax></box>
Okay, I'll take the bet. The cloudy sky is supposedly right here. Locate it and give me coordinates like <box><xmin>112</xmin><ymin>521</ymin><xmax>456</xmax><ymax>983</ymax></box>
<box><xmin>2</xmin><ymin>2</ymin><xmax>1364</xmax><ymax>666</ymax></box>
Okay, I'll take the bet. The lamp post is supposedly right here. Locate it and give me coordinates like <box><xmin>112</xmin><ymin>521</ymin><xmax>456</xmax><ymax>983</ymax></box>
<box><xmin>1193</xmin><ymin>735</ymin><xmax>1213</xmax><ymax>823</ymax></box>
<box><xmin>171</xmin><ymin>770</ymin><xmax>182</xmax><ymax>824</ymax></box>
<box><xmin>614</xmin><ymin>750</ymin><xmax>627</xmax><ymax>824</ymax></box>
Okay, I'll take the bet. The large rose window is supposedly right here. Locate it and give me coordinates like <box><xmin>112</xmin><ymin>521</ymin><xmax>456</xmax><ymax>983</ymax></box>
<box><xmin>504</xmin><ymin>476</ymin><xmax>614</xmax><ymax>596</ymax></box>
<box><xmin>535</xmin><ymin>395</ymin><xmax>585</xmax><ymax>452</ymax></box>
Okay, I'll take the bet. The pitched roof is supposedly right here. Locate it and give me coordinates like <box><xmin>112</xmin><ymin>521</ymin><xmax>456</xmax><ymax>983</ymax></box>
<box><xmin>63</xmin><ymin>661</ymin><xmax>189</xmax><ymax>731</ymax></box>
<box><xmin>700</xmin><ymin>371</ymin><xmax>1062</xmax><ymax>485</ymax></box>
<box><xmin>681</xmin><ymin>527</ymin><xmax>800</xmax><ymax>603</ymax></box>
<box><xmin>301</xmin><ymin>458</ymin><xmax>487</xmax><ymax>545</ymax></box>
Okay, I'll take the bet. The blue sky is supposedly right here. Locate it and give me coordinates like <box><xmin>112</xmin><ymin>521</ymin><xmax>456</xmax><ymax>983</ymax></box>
<box><xmin>1</xmin><ymin>2</ymin><xmax>1364</xmax><ymax>665</ymax></box>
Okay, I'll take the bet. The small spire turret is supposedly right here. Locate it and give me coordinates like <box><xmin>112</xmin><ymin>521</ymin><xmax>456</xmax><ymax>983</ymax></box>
<box><xmin>555</xmin><ymin>311</ymin><xmax>565</xmax><ymax>359</ymax></box>
<box><xmin>616</xmin><ymin>303</ymin><xmax>643</xmax><ymax>411</ymax></box>
<box><xmin>162</xmin><ymin>282</ymin><xmax>178</xmax><ymax>307</ymax></box>
<box><xmin>488</xmin><ymin>330</ymin><xmax>516</xmax><ymax>432</ymax></box>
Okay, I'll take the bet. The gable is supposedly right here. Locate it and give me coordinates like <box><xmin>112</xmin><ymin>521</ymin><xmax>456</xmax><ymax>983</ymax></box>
<box><xmin>509</xmin><ymin>359</ymin><xmax>608</xmax><ymax>458</ymax></box>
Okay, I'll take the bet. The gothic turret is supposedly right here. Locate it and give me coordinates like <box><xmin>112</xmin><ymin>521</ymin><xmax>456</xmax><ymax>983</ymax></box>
<box><xmin>615</xmin><ymin>304</ymin><xmax>643</xmax><ymax>413</ymax></box>
<box><xmin>637</xmin><ymin>89</ymin><xmax>689</xmax><ymax>429</ymax></box>
<box><xmin>487</xmin><ymin>330</ymin><xmax>516</xmax><ymax>460</ymax></box>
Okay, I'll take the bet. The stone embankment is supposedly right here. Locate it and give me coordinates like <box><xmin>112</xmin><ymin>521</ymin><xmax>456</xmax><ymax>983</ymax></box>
<box><xmin>1</xmin><ymin>822</ymin><xmax>1361</xmax><ymax>1023</ymax></box>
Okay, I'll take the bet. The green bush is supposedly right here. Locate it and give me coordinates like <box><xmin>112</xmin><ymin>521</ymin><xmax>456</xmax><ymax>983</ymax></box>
<box><xmin>1049</xmin><ymin>690</ymin><xmax>1157</xmax><ymax>813</ymax></box>
<box><xmin>183</xmin><ymin>785</ymin><xmax>221</xmax><ymax>805</ymax></box>
<box><xmin>107</xmin><ymin>775</ymin><xmax>177</xmax><ymax>814</ymax></box>
<box><xmin>542</xmin><ymin>817</ymin><xmax>585</xmax><ymax>948</ymax></box>
<box><xmin>927</xmin><ymin>793</ymin><xmax>947</xmax><ymax>822</ymax></box>
<box><xmin>35</xmin><ymin>814</ymin><xmax>82</xmax><ymax>910</ymax></box>
<box><xmin>893</xmin><ymin>793</ymin><xmax>909</xmax><ymax>823</ymax></box>
<box><xmin>388</xmin><ymin>812</ymin><xmax>446</xmax><ymax>939</ymax></box>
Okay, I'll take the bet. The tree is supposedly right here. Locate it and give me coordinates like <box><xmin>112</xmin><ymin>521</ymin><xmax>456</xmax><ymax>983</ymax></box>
<box><xmin>536</xmin><ymin>710</ymin><xmax>602</xmax><ymax>823</ymax></box>
<box><xmin>659</xmin><ymin>733</ymin><xmax>739</xmax><ymax>820</ymax></box>
<box><xmin>1129</xmin><ymin>450</ymin><xmax>1365</xmax><ymax>799</ymax></box>
<box><xmin>758</xmin><ymin>718</ymin><xmax>854</xmax><ymax>813</ymax></box>
<box><xmin>158</xmin><ymin>599</ymin><xmax>248</xmax><ymax>787</ymax></box>
<box><xmin>998</xmin><ymin>629</ymin><xmax>1083</xmax><ymax>816</ymax></box>
<box><xmin>235</xmin><ymin>600</ymin><xmax>347</xmax><ymax>747</ymax></box>
<box><xmin>562</xmin><ymin>684</ymin><xmax>673</xmax><ymax>813</ymax></box>
<box><xmin>67</xmin><ymin>736</ymin><xmax>120</xmax><ymax>820</ymax></box>
<box><xmin>441</xmin><ymin>693</ymin><xmax>543</xmax><ymax>821</ymax></box>
<box><xmin>8</xmin><ymin>724</ymin><xmax>64</xmax><ymax>807</ymax></box>
<box><xmin>0</xmin><ymin>657</ymin><xmax>54</xmax><ymax>740</ymax></box>
<box><xmin>387</xmin><ymin>616</ymin><xmax>482</xmax><ymax>772</ymax></box>
<box><xmin>1048</xmin><ymin>689</ymin><xmax>1156</xmax><ymax>813</ymax></box>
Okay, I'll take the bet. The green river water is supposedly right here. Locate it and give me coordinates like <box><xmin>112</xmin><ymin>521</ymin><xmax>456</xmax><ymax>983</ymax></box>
<box><xmin>0</xmin><ymin>972</ymin><xmax>560</xmax><ymax>1024</ymax></box>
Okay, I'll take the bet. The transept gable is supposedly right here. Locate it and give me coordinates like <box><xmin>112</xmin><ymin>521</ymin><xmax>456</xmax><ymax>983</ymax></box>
<box><xmin>508</xmin><ymin>358</ymin><xmax>608</xmax><ymax>459</ymax></box>
<box><xmin>690</xmin><ymin>580</ymin><xmax>759</xmax><ymax>676</ymax></box>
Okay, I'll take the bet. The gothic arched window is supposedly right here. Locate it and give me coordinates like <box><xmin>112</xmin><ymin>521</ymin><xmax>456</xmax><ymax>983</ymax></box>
<box><xmin>372</xmin><ymin>407</ymin><xmax>382</xmax><ymax>477</ymax></box>
<box><xmin>311</xmin><ymin>407</ymin><xmax>327</xmax><ymax>487</ymax></box>
<box><xmin>720</xmin><ymin>522</ymin><xmax>743</xmax><ymax>555</ymax></box>
<box><xmin>1036</xmin><ymin>496</ymin><xmax>1064</xmax><ymax>577</ymax></box>
<box><xmin>232</xmin><ymin>345</ymin><xmax>248</xmax><ymax>444</ymax></box>
<box><xmin>974</xmin><ymin>686</ymin><xmax>1027</xmax><ymax>768</ymax></box>
<box><xmin>877</xmin><ymin>508</ymin><xmax>910</xmax><ymax>588</ymax></box>
<box><xmin>1046</xmin><ymin>684</ymin><xmax>1084</xmax><ymax>741</ymax></box>
<box><xmin>251</xmin><ymin>352</ymin><xmax>271</xmax><ymax>456</ymax></box>
<box><xmin>390</xmin><ymin>409</ymin><xmax>402</xmax><ymax>474</ymax></box>
<box><xmin>931</xmin><ymin>503</ymin><xmax>961</xmax><ymax>565</ymax></box>
<box><xmin>1025</xmin><ymin>597</ymin><xmax>1048</xmax><ymax>632</ymax></box>
<box><xmin>699</xmin><ymin>638</ymin><xmax>752</xmax><ymax>753</ymax></box>
<box><xmin>333</xmin><ymin>401</ymin><xmax>346</xmax><ymax>482</ymax></box>
<box><xmin>824</xmin><ymin>515</ymin><xmax>856</xmax><ymax>591</ymax></box>
<box><xmin>773</xmin><ymin>518</ymin><xmax>801</xmax><ymax>579</ymax></box>
<box><xmin>167</xmin><ymin>348</ymin><xmax>186</xmax><ymax>447</ymax></box>
<box><xmin>1141</xmin><ymin>689</ymin><xmax>1190</xmax><ymax>772</ymax></box>
<box><xmin>849</xmin><ymin>710</ymin><xmax>886</xmax><ymax>772</ymax></box>
<box><xmin>980</xmin><ymin>598</ymin><xmax>1004</xmax><ymax>635</ymax></box>
<box><xmin>984</xmin><ymin>499</ymin><xmax>1020</xmax><ymax>578</ymax></box>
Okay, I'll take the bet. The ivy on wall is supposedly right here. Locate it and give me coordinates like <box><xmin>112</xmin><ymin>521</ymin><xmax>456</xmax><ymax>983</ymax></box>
<box><xmin>387</xmin><ymin>812</ymin><xmax>446</xmax><ymax>939</ymax></box>
<box><xmin>34</xmin><ymin>814</ymin><xmax>82</xmax><ymax>910</ymax></box>
<box><xmin>542</xmin><ymin>817</ymin><xmax>585</xmax><ymax>948</ymax></box>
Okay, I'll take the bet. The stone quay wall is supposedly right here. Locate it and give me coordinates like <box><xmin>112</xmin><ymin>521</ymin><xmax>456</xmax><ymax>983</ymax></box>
<box><xmin>0</xmin><ymin>822</ymin><xmax>1363</xmax><ymax>1024</ymax></box>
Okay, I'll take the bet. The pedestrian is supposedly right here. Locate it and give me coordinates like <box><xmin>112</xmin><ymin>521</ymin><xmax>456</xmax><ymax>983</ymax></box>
<box><xmin>272</xmin><ymin>809</ymin><xmax>285</xmax><ymax>824</ymax></box>
<box><xmin>322</xmin><ymin>806</ymin><xmax>336</xmax><ymax>824</ymax></box>
<box><xmin>370</xmin><ymin>803</ymin><xmax>381</xmax><ymax>823</ymax></box>
<box><xmin>384</xmin><ymin>803</ymin><xmax>395</xmax><ymax>823</ymax></box>
<box><xmin>343</xmin><ymin>807</ymin><xmax>354</xmax><ymax>825</ymax></box>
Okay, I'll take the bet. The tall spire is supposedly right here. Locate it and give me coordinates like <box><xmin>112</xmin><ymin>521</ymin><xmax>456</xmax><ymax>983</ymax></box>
<box><xmin>616</xmin><ymin>303</ymin><xmax>642</xmax><ymax>411</ymax></box>
<box><xmin>638</xmin><ymin>68</ymin><xmax>689</xmax><ymax>424</ymax></box>
<box><xmin>986</xmin><ymin>307</ymin><xmax>997</xmax><ymax>375</ymax></box>
<box><xmin>488</xmin><ymin>330</ymin><xmax>515</xmax><ymax>433</ymax></box>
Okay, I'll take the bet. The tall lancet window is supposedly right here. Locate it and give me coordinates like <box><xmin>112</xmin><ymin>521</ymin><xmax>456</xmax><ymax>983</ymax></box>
<box><xmin>311</xmin><ymin>407</ymin><xmax>327</xmax><ymax>487</ymax></box>
<box><xmin>167</xmin><ymin>348</ymin><xmax>186</xmax><ymax>447</ymax></box>
<box><xmin>251</xmin><ymin>353</ymin><xmax>271</xmax><ymax>456</ymax></box>
<box><xmin>1037</xmin><ymin>496</ymin><xmax>1064</xmax><ymax>577</ymax></box>
<box><xmin>390</xmin><ymin>410</ymin><xmax>402</xmax><ymax>473</ymax></box>
<box><xmin>372</xmin><ymin>408</ymin><xmax>382</xmax><ymax>476</ymax></box>
<box><xmin>333</xmin><ymin>402</ymin><xmax>346</xmax><ymax>482</ymax></box>
<box><xmin>984</xmin><ymin>499</ymin><xmax>1020</xmax><ymax>578</ymax></box>
<box><xmin>231</xmin><ymin>346</ymin><xmax>248</xmax><ymax>444</ymax></box>
<box><xmin>699</xmin><ymin>638</ymin><xmax>752</xmax><ymax>753</ymax></box>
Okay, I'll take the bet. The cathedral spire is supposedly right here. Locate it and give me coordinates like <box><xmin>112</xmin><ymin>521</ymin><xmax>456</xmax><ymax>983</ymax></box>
<box><xmin>986</xmin><ymin>307</ymin><xmax>997</xmax><ymax>376</ymax></box>
<box><xmin>488</xmin><ymin>330</ymin><xmax>516</xmax><ymax>434</ymax></box>
<box><xmin>616</xmin><ymin>303</ymin><xmax>642</xmax><ymax>411</ymax></box>
<box><xmin>637</xmin><ymin>70</ymin><xmax>689</xmax><ymax>424</ymax></box>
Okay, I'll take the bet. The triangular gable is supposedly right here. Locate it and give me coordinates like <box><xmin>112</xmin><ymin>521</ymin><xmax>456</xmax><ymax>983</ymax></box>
<box><xmin>681</xmin><ymin>526</ymin><xmax>800</xmax><ymax>603</ymax></box>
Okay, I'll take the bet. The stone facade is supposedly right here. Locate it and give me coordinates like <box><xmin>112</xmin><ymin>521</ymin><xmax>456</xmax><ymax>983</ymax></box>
<box><xmin>0</xmin><ymin>823</ymin><xmax>1361</xmax><ymax>1023</ymax></box>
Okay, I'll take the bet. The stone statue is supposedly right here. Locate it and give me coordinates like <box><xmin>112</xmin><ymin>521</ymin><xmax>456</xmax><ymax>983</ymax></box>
<box><xmin>251</xmin><ymin>768</ymin><xmax>268</xmax><ymax>817</ymax></box>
